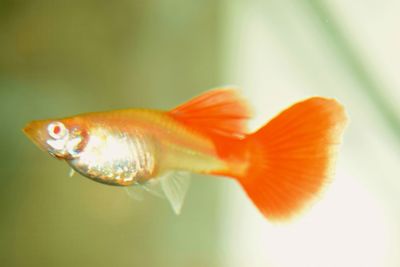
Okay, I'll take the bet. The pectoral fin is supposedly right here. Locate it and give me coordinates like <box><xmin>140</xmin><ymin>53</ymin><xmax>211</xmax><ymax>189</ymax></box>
<box><xmin>124</xmin><ymin>185</ymin><xmax>145</xmax><ymax>201</ymax></box>
<box><xmin>69</xmin><ymin>168</ymin><xmax>76</xmax><ymax>177</ymax></box>
<box><xmin>125</xmin><ymin>179</ymin><xmax>165</xmax><ymax>201</ymax></box>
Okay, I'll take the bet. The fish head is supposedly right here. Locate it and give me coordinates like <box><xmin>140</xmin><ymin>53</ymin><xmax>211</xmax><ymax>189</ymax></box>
<box><xmin>23</xmin><ymin>118</ymin><xmax>88</xmax><ymax>159</ymax></box>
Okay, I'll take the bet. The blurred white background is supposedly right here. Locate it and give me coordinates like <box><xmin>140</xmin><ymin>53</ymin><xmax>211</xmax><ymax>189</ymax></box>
<box><xmin>219</xmin><ymin>1</ymin><xmax>400</xmax><ymax>266</ymax></box>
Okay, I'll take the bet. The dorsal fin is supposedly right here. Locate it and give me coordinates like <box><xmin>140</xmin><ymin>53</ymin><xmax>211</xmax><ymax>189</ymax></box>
<box><xmin>168</xmin><ymin>88</ymin><xmax>252</xmax><ymax>139</ymax></box>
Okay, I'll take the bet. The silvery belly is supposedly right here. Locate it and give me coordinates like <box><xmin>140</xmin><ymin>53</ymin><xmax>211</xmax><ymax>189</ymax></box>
<box><xmin>68</xmin><ymin>128</ymin><xmax>156</xmax><ymax>186</ymax></box>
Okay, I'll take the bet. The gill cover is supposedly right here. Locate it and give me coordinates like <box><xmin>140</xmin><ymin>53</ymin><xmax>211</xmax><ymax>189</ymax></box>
<box><xmin>46</xmin><ymin>121</ymin><xmax>87</xmax><ymax>158</ymax></box>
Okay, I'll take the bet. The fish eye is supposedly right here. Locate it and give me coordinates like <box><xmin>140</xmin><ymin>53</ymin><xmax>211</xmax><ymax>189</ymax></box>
<box><xmin>48</xmin><ymin>121</ymin><xmax>67</xmax><ymax>139</ymax></box>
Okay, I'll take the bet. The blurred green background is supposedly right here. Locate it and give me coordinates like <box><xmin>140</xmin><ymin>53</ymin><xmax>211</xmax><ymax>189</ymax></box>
<box><xmin>1</xmin><ymin>0</ymin><xmax>399</xmax><ymax>266</ymax></box>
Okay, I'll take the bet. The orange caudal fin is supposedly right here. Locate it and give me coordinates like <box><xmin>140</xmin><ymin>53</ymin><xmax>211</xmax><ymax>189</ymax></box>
<box><xmin>238</xmin><ymin>97</ymin><xmax>347</xmax><ymax>221</ymax></box>
<box><xmin>169</xmin><ymin>88</ymin><xmax>252</xmax><ymax>139</ymax></box>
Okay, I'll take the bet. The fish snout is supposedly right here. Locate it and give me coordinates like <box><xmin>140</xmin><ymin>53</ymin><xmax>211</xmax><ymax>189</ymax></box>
<box><xmin>23</xmin><ymin>120</ymin><xmax>51</xmax><ymax>151</ymax></box>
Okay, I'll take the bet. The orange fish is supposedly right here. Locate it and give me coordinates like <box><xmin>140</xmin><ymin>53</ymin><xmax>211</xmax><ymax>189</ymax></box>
<box><xmin>23</xmin><ymin>88</ymin><xmax>347</xmax><ymax>220</ymax></box>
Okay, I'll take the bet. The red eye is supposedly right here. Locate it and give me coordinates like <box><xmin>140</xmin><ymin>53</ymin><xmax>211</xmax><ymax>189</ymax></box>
<box><xmin>48</xmin><ymin>122</ymin><xmax>67</xmax><ymax>139</ymax></box>
<box><xmin>53</xmin><ymin>125</ymin><xmax>61</xmax><ymax>135</ymax></box>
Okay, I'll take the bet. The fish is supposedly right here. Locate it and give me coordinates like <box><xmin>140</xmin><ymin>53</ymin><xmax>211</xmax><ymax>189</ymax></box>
<box><xmin>23</xmin><ymin>88</ymin><xmax>347</xmax><ymax>220</ymax></box>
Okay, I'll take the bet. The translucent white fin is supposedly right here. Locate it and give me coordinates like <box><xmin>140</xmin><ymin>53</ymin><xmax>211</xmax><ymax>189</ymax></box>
<box><xmin>124</xmin><ymin>185</ymin><xmax>145</xmax><ymax>201</ymax></box>
<box><xmin>142</xmin><ymin>179</ymin><xmax>165</xmax><ymax>198</ymax></box>
<box><xmin>160</xmin><ymin>171</ymin><xmax>191</xmax><ymax>215</ymax></box>
<box><xmin>69</xmin><ymin>168</ymin><xmax>76</xmax><ymax>177</ymax></box>
<box><xmin>123</xmin><ymin>173</ymin><xmax>191</xmax><ymax>214</ymax></box>
<box><xmin>124</xmin><ymin>179</ymin><xmax>165</xmax><ymax>201</ymax></box>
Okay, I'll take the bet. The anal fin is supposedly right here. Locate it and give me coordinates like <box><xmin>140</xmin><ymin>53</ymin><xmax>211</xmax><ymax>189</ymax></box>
<box><xmin>124</xmin><ymin>172</ymin><xmax>191</xmax><ymax>215</ymax></box>
<box><xmin>160</xmin><ymin>171</ymin><xmax>191</xmax><ymax>215</ymax></box>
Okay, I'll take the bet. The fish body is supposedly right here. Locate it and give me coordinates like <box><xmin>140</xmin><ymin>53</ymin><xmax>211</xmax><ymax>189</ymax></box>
<box><xmin>64</xmin><ymin>110</ymin><xmax>227</xmax><ymax>186</ymax></box>
<box><xmin>24</xmin><ymin>88</ymin><xmax>347</xmax><ymax>220</ymax></box>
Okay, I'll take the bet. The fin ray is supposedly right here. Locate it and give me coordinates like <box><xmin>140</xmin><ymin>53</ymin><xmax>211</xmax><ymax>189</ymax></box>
<box><xmin>169</xmin><ymin>88</ymin><xmax>252</xmax><ymax>139</ymax></box>
<box><xmin>125</xmin><ymin>179</ymin><xmax>166</xmax><ymax>201</ymax></box>
<box><xmin>233</xmin><ymin>97</ymin><xmax>347</xmax><ymax>221</ymax></box>
<box><xmin>160</xmin><ymin>171</ymin><xmax>191</xmax><ymax>215</ymax></box>
<box><xmin>68</xmin><ymin>168</ymin><xmax>76</xmax><ymax>177</ymax></box>
<box><xmin>125</xmin><ymin>185</ymin><xmax>145</xmax><ymax>201</ymax></box>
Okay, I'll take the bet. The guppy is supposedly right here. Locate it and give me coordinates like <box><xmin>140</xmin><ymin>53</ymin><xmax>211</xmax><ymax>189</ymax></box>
<box><xmin>23</xmin><ymin>88</ymin><xmax>347</xmax><ymax>220</ymax></box>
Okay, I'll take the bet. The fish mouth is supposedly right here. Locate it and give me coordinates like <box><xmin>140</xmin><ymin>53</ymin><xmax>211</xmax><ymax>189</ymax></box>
<box><xmin>23</xmin><ymin>120</ymin><xmax>50</xmax><ymax>151</ymax></box>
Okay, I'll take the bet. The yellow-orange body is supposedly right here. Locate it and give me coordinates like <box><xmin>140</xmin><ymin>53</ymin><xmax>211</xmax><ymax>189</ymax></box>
<box><xmin>65</xmin><ymin>109</ymin><xmax>228</xmax><ymax>186</ymax></box>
